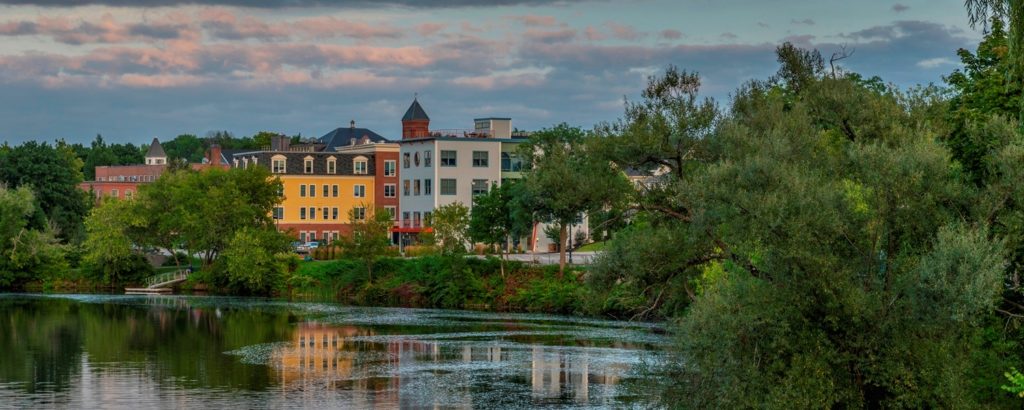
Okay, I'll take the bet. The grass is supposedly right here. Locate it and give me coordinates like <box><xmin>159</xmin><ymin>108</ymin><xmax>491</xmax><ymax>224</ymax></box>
<box><xmin>576</xmin><ymin>241</ymin><xmax>608</xmax><ymax>252</ymax></box>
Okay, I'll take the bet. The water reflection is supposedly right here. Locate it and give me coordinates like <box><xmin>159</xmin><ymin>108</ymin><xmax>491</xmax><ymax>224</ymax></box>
<box><xmin>0</xmin><ymin>294</ymin><xmax>663</xmax><ymax>408</ymax></box>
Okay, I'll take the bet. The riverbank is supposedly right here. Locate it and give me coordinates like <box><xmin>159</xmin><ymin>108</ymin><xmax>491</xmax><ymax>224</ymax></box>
<box><xmin>275</xmin><ymin>255</ymin><xmax>595</xmax><ymax>316</ymax></box>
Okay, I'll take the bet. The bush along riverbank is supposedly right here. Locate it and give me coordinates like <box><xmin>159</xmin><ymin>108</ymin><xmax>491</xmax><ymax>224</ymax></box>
<box><xmin>279</xmin><ymin>256</ymin><xmax>592</xmax><ymax>315</ymax></box>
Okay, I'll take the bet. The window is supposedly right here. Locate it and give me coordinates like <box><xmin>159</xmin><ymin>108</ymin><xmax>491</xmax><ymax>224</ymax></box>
<box><xmin>309</xmin><ymin>184</ymin><xmax>316</xmax><ymax>198</ymax></box>
<box><xmin>309</xmin><ymin>207</ymin><xmax>317</xmax><ymax>220</ymax></box>
<box><xmin>424</xmin><ymin>179</ymin><xmax>432</xmax><ymax>195</ymax></box>
<box><xmin>423</xmin><ymin>211</ymin><xmax>432</xmax><ymax>226</ymax></box>
<box><xmin>413</xmin><ymin>152</ymin><xmax>420</xmax><ymax>167</ymax></box>
<box><xmin>354</xmin><ymin>157</ymin><xmax>368</xmax><ymax>174</ymax></box>
<box><xmin>332</xmin><ymin>207</ymin><xmax>339</xmax><ymax>220</ymax></box>
<box><xmin>472</xmin><ymin>179</ymin><xmax>488</xmax><ymax>196</ymax></box>
<box><xmin>323</xmin><ymin>185</ymin><xmax>329</xmax><ymax>198</ymax></box>
<box><xmin>111</xmin><ymin>189</ymin><xmax>119</xmax><ymax>198</ymax></box>
<box><xmin>440</xmin><ymin>150</ymin><xmax>457</xmax><ymax>167</ymax></box>
<box><xmin>424</xmin><ymin>150</ymin><xmax>432</xmax><ymax>167</ymax></box>
<box><xmin>384</xmin><ymin>184</ymin><xmax>396</xmax><ymax>198</ymax></box>
<box><xmin>299</xmin><ymin>231</ymin><xmax>307</xmax><ymax>242</ymax></box>
<box><xmin>352</xmin><ymin>207</ymin><xmax>366</xmax><ymax>221</ymax></box>
<box><xmin>322</xmin><ymin>207</ymin><xmax>329</xmax><ymax>220</ymax></box>
<box><xmin>309</xmin><ymin>231</ymin><xmax>316</xmax><ymax>241</ymax></box>
<box><xmin>501</xmin><ymin>152</ymin><xmax>523</xmax><ymax>172</ymax></box>
<box><xmin>300</xmin><ymin>184</ymin><xmax>306</xmax><ymax>197</ymax></box>
<box><xmin>384</xmin><ymin>206</ymin><xmax>396</xmax><ymax>220</ymax></box>
<box><xmin>304</xmin><ymin>157</ymin><xmax>314</xmax><ymax>174</ymax></box>
<box><xmin>413</xmin><ymin>212</ymin><xmax>421</xmax><ymax>226</ymax></box>
<box><xmin>403</xmin><ymin>180</ymin><xmax>410</xmax><ymax>196</ymax></box>
<box><xmin>273</xmin><ymin>207</ymin><xmax>284</xmax><ymax>220</ymax></box>
<box><xmin>472</xmin><ymin>151</ymin><xmax>489</xmax><ymax>167</ymax></box>
<box><xmin>125</xmin><ymin>190</ymin><xmax>134</xmax><ymax>200</ymax></box>
<box><xmin>440</xmin><ymin>178</ymin><xmax>456</xmax><ymax>195</ymax></box>
<box><xmin>354</xmin><ymin>184</ymin><xmax>366</xmax><ymax>198</ymax></box>
<box><xmin>300</xmin><ymin>208</ymin><xmax>307</xmax><ymax>220</ymax></box>
<box><xmin>327</xmin><ymin>157</ymin><xmax>337</xmax><ymax>174</ymax></box>
<box><xmin>384</xmin><ymin>160</ymin><xmax>396</xmax><ymax>177</ymax></box>
<box><xmin>331</xmin><ymin>231</ymin><xmax>339</xmax><ymax>242</ymax></box>
<box><xmin>414</xmin><ymin>180</ymin><xmax>421</xmax><ymax>196</ymax></box>
<box><xmin>403</xmin><ymin>153</ymin><xmax>410</xmax><ymax>168</ymax></box>
<box><xmin>402</xmin><ymin>211</ymin><xmax>410</xmax><ymax>225</ymax></box>
<box><xmin>332</xmin><ymin>185</ymin><xmax>339</xmax><ymax>197</ymax></box>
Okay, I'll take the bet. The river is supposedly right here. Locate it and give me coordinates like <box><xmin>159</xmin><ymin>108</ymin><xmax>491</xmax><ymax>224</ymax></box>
<box><xmin>0</xmin><ymin>294</ymin><xmax>667</xmax><ymax>409</ymax></box>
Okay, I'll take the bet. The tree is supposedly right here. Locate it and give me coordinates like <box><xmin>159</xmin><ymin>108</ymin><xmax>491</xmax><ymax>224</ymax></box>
<box><xmin>0</xmin><ymin>140</ymin><xmax>91</xmax><ymax>243</ymax></box>
<box><xmin>469</xmin><ymin>182</ymin><xmax>532</xmax><ymax>277</ymax></box>
<box><xmin>596</xmin><ymin>46</ymin><xmax>1020</xmax><ymax>406</ymax></box>
<box><xmin>82</xmin><ymin>198</ymin><xmax>151</xmax><ymax>285</ymax></box>
<box><xmin>221</xmin><ymin>227</ymin><xmax>291</xmax><ymax>295</ymax></box>
<box><xmin>342</xmin><ymin>206</ymin><xmax>393</xmax><ymax>283</ymax></box>
<box><xmin>520</xmin><ymin>123</ymin><xmax>630</xmax><ymax>277</ymax></box>
<box><xmin>945</xmin><ymin>17</ymin><xmax>1023</xmax><ymax>183</ymax></box>
<box><xmin>0</xmin><ymin>185</ymin><xmax>66</xmax><ymax>288</ymax></box>
<box><xmin>964</xmin><ymin>0</ymin><xmax>1023</xmax><ymax>101</ymax></box>
<box><xmin>430</xmin><ymin>202</ymin><xmax>470</xmax><ymax>255</ymax></box>
<box><xmin>162</xmin><ymin>134</ymin><xmax>204</xmax><ymax>163</ymax></box>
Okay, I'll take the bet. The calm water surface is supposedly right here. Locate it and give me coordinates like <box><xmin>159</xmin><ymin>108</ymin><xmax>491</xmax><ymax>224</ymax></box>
<box><xmin>0</xmin><ymin>294</ymin><xmax>666</xmax><ymax>409</ymax></box>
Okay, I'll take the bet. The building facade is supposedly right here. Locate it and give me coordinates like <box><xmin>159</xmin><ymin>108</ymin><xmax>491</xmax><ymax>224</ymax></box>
<box><xmin>395</xmin><ymin>99</ymin><xmax>586</xmax><ymax>251</ymax></box>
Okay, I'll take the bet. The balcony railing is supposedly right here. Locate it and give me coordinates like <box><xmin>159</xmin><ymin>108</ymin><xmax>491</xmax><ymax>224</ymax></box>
<box><xmin>425</xmin><ymin>129</ymin><xmax>492</xmax><ymax>139</ymax></box>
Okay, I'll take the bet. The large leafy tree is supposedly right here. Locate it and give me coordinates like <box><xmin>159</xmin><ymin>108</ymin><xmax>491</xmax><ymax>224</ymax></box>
<box><xmin>0</xmin><ymin>140</ymin><xmax>90</xmax><ymax>243</ymax></box>
<box><xmin>82</xmin><ymin>198</ymin><xmax>151</xmax><ymax>285</ymax></box>
<box><xmin>520</xmin><ymin>123</ymin><xmax>630</xmax><ymax>277</ymax></box>
<box><xmin>0</xmin><ymin>185</ymin><xmax>66</xmax><ymax>288</ymax></box>
<box><xmin>430</xmin><ymin>202</ymin><xmax>471</xmax><ymax>256</ymax></box>
<box><xmin>469</xmin><ymin>182</ymin><xmax>532</xmax><ymax>277</ymax></box>
<box><xmin>221</xmin><ymin>227</ymin><xmax>291</xmax><ymax>295</ymax></box>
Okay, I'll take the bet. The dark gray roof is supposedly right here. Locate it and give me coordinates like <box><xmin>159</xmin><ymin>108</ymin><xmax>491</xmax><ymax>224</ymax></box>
<box><xmin>402</xmin><ymin>98</ymin><xmax>429</xmax><ymax>121</ymax></box>
<box><xmin>231</xmin><ymin>151</ymin><xmax>376</xmax><ymax>176</ymax></box>
<box><xmin>145</xmin><ymin>137</ymin><xmax>166</xmax><ymax>158</ymax></box>
<box><xmin>318</xmin><ymin>127</ymin><xmax>389</xmax><ymax>150</ymax></box>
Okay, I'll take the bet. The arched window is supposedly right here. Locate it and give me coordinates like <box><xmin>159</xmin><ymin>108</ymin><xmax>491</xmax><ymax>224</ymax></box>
<box><xmin>271</xmin><ymin>155</ymin><xmax>287</xmax><ymax>174</ymax></box>
<box><xmin>303</xmin><ymin>156</ymin><xmax>314</xmax><ymax>174</ymax></box>
<box><xmin>353</xmin><ymin>156</ymin><xmax>368</xmax><ymax>174</ymax></box>
<box><xmin>326</xmin><ymin>156</ymin><xmax>337</xmax><ymax>174</ymax></box>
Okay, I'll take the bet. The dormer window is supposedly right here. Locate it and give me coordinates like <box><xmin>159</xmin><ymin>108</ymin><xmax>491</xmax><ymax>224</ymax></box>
<box><xmin>304</xmin><ymin>156</ymin><xmax>314</xmax><ymax>174</ymax></box>
<box><xmin>354</xmin><ymin>156</ymin><xmax>368</xmax><ymax>174</ymax></box>
<box><xmin>272</xmin><ymin>155</ymin><xmax>287</xmax><ymax>174</ymax></box>
<box><xmin>327</xmin><ymin>157</ymin><xmax>337</xmax><ymax>174</ymax></box>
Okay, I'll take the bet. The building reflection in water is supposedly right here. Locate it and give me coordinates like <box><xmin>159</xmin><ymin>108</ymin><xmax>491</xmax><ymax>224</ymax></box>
<box><xmin>269</xmin><ymin>322</ymin><xmax>627</xmax><ymax>407</ymax></box>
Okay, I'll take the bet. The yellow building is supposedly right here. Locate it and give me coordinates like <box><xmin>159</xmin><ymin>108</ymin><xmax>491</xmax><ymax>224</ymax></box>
<box><xmin>233</xmin><ymin>148</ymin><xmax>377</xmax><ymax>242</ymax></box>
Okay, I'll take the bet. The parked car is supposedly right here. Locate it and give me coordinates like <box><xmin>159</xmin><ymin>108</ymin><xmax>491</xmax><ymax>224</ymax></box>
<box><xmin>306</xmin><ymin>241</ymin><xmax>320</xmax><ymax>250</ymax></box>
<box><xmin>292</xmin><ymin>241</ymin><xmax>309</xmax><ymax>253</ymax></box>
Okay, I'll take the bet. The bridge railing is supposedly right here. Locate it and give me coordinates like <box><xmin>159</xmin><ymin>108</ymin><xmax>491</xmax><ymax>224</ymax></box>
<box><xmin>144</xmin><ymin>269</ymin><xmax>189</xmax><ymax>288</ymax></box>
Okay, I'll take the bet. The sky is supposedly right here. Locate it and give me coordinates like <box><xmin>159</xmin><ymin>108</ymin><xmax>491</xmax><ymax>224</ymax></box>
<box><xmin>0</xmin><ymin>0</ymin><xmax>982</xmax><ymax>145</ymax></box>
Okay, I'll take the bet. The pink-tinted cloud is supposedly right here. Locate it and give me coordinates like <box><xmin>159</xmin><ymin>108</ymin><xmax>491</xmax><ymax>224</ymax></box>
<box><xmin>659</xmin><ymin>29</ymin><xmax>683</xmax><ymax>40</ymax></box>
<box><xmin>605</xmin><ymin>22</ymin><xmax>644</xmax><ymax>41</ymax></box>
<box><xmin>583</xmin><ymin>26</ymin><xmax>606</xmax><ymax>41</ymax></box>
<box><xmin>508</xmin><ymin>15</ymin><xmax>560</xmax><ymax>27</ymax></box>
<box><xmin>416</xmin><ymin>22</ymin><xmax>446</xmax><ymax>36</ymax></box>
<box><xmin>451</xmin><ymin>71</ymin><xmax>547</xmax><ymax>90</ymax></box>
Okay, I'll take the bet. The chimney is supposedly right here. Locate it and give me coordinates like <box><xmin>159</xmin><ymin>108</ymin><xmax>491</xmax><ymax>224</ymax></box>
<box><xmin>350</xmin><ymin>120</ymin><xmax>355</xmax><ymax>129</ymax></box>
<box><xmin>207</xmin><ymin>144</ymin><xmax>222</xmax><ymax>167</ymax></box>
<box><xmin>271</xmin><ymin>135</ymin><xmax>290</xmax><ymax>151</ymax></box>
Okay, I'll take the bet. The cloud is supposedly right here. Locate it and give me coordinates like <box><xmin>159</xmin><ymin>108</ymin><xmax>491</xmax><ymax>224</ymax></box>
<box><xmin>790</xmin><ymin>18</ymin><xmax>815</xmax><ymax>26</ymax></box>
<box><xmin>659</xmin><ymin>29</ymin><xmax>683</xmax><ymax>40</ymax></box>
<box><xmin>916</xmin><ymin>57</ymin><xmax>954</xmax><ymax>68</ymax></box>
<box><xmin>416</xmin><ymin>23</ymin><xmax>445</xmax><ymax>36</ymax></box>
<box><xmin>583</xmin><ymin>26</ymin><xmax>605</xmax><ymax>41</ymax></box>
<box><xmin>757</xmin><ymin>22</ymin><xmax>770</xmax><ymax>28</ymax></box>
<box><xmin>605</xmin><ymin>22</ymin><xmax>644</xmax><ymax>41</ymax></box>
<box><xmin>508</xmin><ymin>15</ymin><xmax>560</xmax><ymax>27</ymax></box>
<box><xmin>892</xmin><ymin>3</ymin><xmax>909</xmax><ymax>13</ymax></box>
<box><xmin>523</xmin><ymin>28</ymin><xmax>576</xmax><ymax>43</ymax></box>
<box><xmin>720</xmin><ymin>32</ymin><xmax>738</xmax><ymax>40</ymax></box>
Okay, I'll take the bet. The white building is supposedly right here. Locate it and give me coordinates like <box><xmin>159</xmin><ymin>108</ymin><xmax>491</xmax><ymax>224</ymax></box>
<box><xmin>395</xmin><ymin>99</ymin><xmax>587</xmax><ymax>252</ymax></box>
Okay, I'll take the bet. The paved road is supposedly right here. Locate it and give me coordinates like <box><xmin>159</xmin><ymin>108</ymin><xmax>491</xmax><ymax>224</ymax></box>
<box><xmin>476</xmin><ymin>251</ymin><xmax>600</xmax><ymax>265</ymax></box>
